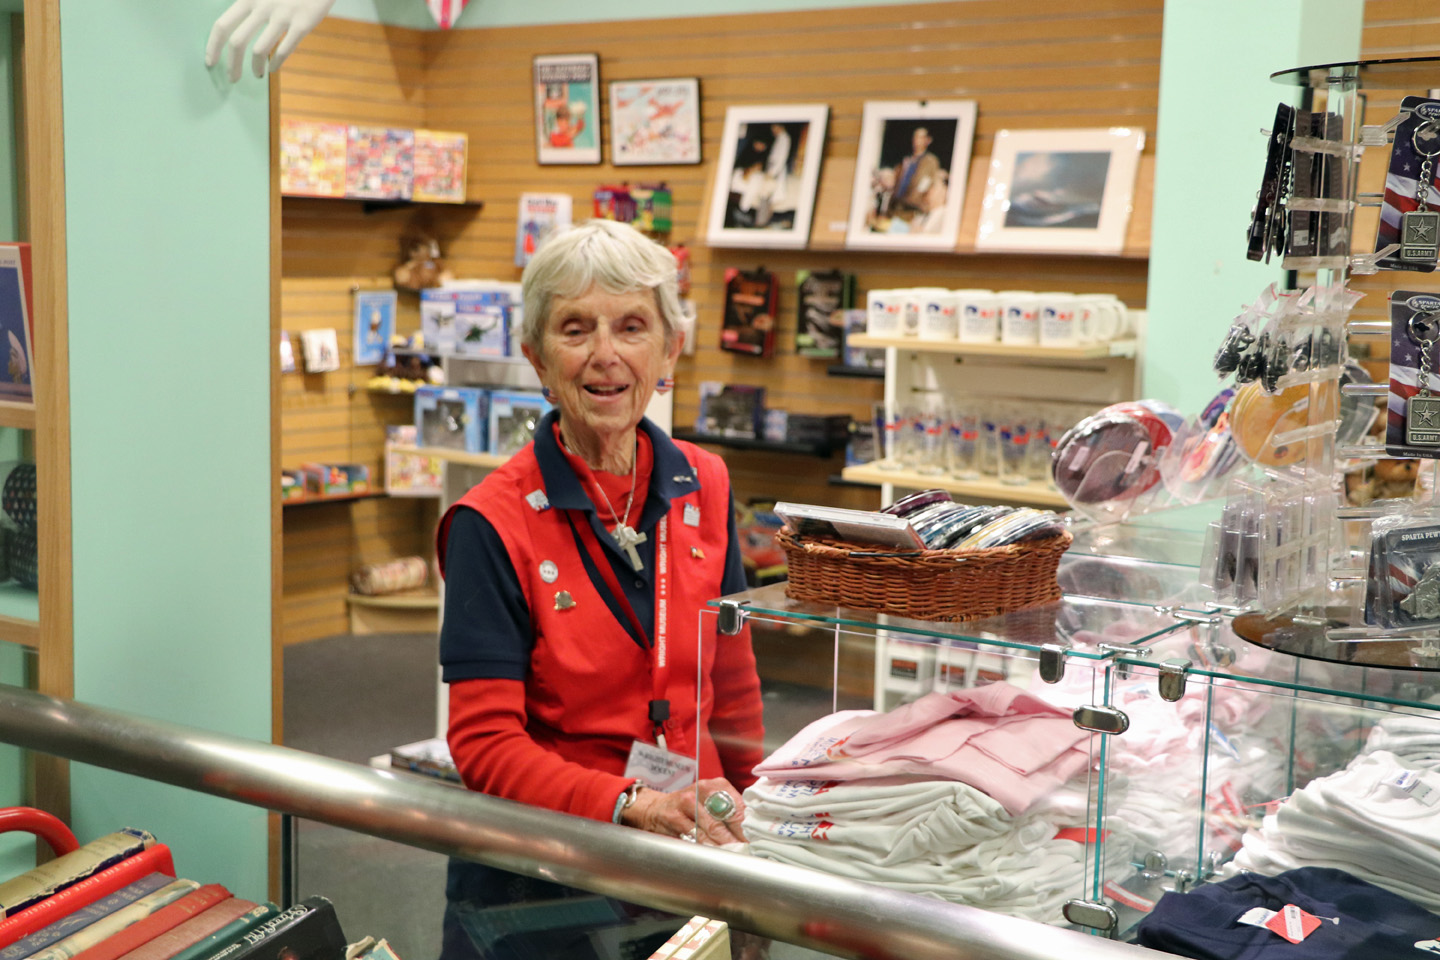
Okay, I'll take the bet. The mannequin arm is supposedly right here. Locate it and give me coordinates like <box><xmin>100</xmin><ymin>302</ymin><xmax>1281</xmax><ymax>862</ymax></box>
<box><xmin>205</xmin><ymin>0</ymin><xmax>337</xmax><ymax>83</ymax></box>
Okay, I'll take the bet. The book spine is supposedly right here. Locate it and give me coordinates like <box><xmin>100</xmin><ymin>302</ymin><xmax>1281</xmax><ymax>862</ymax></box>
<box><xmin>69</xmin><ymin>885</ymin><xmax>231</xmax><ymax>960</ymax></box>
<box><xmin>162</xmin><ymin>905</ymin><xmax>277</xmax><ymax>960</ymax></box>
<box><xmin>0</xmin><ymin>847</ymin><xmax>176</xmax><ymax>951</ymax></box>
<box><xmin>206</xmin><ymin>898</ymin><xmax>344</xmax><ymax>960</ymax></box>
<box><xmin>28</xmin><ymin>881</ymin><xmax>199</xmax><ymax>960</ymax></box>
<box><xmin>0</xmin><ymin>831</ymin><xmax>157</xmax><ymax>920</ymax></box>
<box><xmin>0</xmin><ymin>876</ymin><xmax>174</xmax><ymax>960</ymax></box>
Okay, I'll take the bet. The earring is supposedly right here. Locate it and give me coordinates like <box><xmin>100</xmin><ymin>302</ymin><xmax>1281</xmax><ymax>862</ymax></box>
<box><xmin>656</xmin><ymin>377</ymin><xmax>675</xmax><ymax>395</ymax></box>
<box><xmin>541</xmin><ymin>386</ymin><xmax>559</xmax><ymax>404</ymax></box>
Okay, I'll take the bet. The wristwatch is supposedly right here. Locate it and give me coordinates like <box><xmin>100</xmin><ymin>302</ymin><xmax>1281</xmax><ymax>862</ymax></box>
<box><xmin>612</xmin><ymin>781</ymin><xmax>645</xmax><ymax>823</ymax></box>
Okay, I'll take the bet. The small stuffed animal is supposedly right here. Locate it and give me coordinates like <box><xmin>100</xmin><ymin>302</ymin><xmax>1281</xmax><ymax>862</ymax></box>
<box><xmin>393</xmin><ymin>232</ymin><xmax>454</xmax><ymax>291</ymax></box>
<box><xmin>1344</xmin><ymin>458</ymin><xmax>1419</xmax><ymax>506</ymax></box>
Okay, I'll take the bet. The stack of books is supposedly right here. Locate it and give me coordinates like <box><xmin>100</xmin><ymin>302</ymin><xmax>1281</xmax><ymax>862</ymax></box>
<box><xmin>0</xmin><ymin>827</ymin><xmax>397</xmax><ymax>960</ymax></box>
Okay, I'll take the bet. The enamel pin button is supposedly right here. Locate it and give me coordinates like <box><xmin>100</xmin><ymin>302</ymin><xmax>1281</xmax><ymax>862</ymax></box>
<box><xmin>683</xmin><ymin>503</ymin><xmax>700</xmax><ymax>527</ymax></box>
<box><xmin>554</xmin><ymin>590</ymin><xmax>575</xmax><ymax>611</ymax></box>
<box><xmin>539</xmin><ymin>560</ymin><xmax>559</xmax><ymax>583</ymax></box>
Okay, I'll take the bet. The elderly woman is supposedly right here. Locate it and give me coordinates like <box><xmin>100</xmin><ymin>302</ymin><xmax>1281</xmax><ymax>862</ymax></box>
<box><xmin>436</xmin><ymin>220</ymin><xmax>765</xmax><ymax>950</ymax></box>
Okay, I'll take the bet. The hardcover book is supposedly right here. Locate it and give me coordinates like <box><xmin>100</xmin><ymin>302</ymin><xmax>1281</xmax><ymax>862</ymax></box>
<box><xmin>204</xmin><ymin>897</ymin><xmax>344</xmax><ymax>960</ymax></box>
<box><xmin>0</xmin><ymin>830</ymin><xmax>156</xmax><ymax>921</ymax></box>
<box><xmin>69</xmin><ymin>885</ymin><xmax>231</xmax><ymax>960</ymax></box>
<box><xmin>279</xmin><ymin>120</ymin><xmax>347</xmax><ymax>198</ymax></box>
<box><xmin>411</xmin><ymin>130</ymin><xmax>468</xmax><ymax>203</ymax></box>
<box><xmin>0</xmin><ymin>875</ymin><xmax>174</xmax><ymax>960</ymax></box>
<box><xmin>160</xmin><ymin>904</ymin><xmax>276</xmax><ymax>960</ymax></box>
<box><xmin>719</xmin><ymin>268</ymin><xmax>778</xmax><ymax>358</ymax></box>
<box><xmin>0</xmin><ymin>244</ymin><xmax>34</xmax><ymax>402</ymax></box>
<box><xmin>0</xmin><ymin>846</ymin><xmax>176</xmax><ymax>949</ymax></box>
<box><xmin>26</xmin><ymin>881</ymin><xmax>198</xmax><ymax>960</ymax></box>
<box><xmin>388</xmin><ymin>738</ymin><xmax>459</xmax><ymax>782</ymax></box>
<box><xmin>345</xmin><ymin>126</ymin><xmax>414</xmax><ymax>201</ymax></box>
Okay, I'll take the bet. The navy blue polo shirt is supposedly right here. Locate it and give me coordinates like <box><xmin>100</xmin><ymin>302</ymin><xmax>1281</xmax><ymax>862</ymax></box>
<box><xmin>440</xmin><ymin>413</ymin><xmax>749</xmax><ymax>683</ymax></box>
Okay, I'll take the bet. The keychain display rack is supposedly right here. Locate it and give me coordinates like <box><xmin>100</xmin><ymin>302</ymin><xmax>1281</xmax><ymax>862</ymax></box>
<box><xmin>1211</xmin><ymin>58</ymin><xmax>1440</xmax><ymax>669</ymax></box>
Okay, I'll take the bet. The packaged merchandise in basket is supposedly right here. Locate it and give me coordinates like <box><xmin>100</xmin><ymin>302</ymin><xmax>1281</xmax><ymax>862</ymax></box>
<box><xmin>775</xmin><ymin>494</ymin><xmax>1070</xmax><ymax>621</ymax></box>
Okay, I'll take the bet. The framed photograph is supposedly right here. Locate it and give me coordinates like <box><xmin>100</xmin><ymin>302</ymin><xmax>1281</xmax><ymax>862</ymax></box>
<box><xmin>975</xmin><ymin>127</ymin><xmax>1146</xmax><ymax>255</ymax></box>
<box><xmin>353</xmin><ymin>290</ymin><xmax>397</xmax><ymax>366</ymax></box>
<box><xmin>609</xmin><ymin>78</ymin><xmax>701</xmax><ymax>166</ymax></box>
<box><xmin>706</xmin><ymin>104</ymin><xmax>829</xmax><ymax>249</ymax></box>
<box><xmin>533</xmin><ymin>54</ymin><xmax>601</xmax><ymax>165</ymax></box>
<box><xmin>844</xmin><ymin>100</ymin><xmax>977</xmax><ymax>251</ymax></box>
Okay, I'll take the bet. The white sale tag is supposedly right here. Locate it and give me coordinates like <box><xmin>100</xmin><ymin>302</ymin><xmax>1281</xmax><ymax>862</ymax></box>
<box><xmin>1238</xmin><ymin>908</ymin><xmax>1277</xmax><ymax>928</ymax></box>
<box><xmin>624</xmin><ymin>740</ymin><xmax>699</xmax><ymax>792</ymax></box>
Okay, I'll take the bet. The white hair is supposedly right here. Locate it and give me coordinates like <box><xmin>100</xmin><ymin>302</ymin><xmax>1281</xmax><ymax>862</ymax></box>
<box><xmin>521</xmin><ymin>219</ymin><xmax>681</xmax><ymax>357</ymax></box>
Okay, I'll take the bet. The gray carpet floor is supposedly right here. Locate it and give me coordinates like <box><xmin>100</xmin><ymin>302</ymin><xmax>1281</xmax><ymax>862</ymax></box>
<box><xmin>282</xmin><ymin>632</ymin><xmax>846</xmax><ymax>960</ymax></box>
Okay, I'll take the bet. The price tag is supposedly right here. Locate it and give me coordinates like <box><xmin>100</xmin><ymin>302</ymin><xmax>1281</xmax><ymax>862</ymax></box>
<box><xmin>1264</xmin><ymin>904</ymin><xmax>1321</xmax><ymax>944</ymax></box>
<box><xmin>1238</xmin><ymin>907</ymin><xmax>1276</xmax><ymax>928</ymax></box>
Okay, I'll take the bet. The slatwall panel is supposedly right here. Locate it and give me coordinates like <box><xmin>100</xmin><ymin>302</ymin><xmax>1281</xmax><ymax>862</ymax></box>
<box><xmin>278</xmin><ymin>20</ymin><xmax>437</xmax><ymax>645</ymax></box>
<box><xmin>1352</xmin><ymin>1</ymin><xmax>1440</xmax><ymax>365</ymax></box>
<box><xmin>421</xmin><ymin>0</ymin><xmax>1160</xmax><ymax>509</ymax></box>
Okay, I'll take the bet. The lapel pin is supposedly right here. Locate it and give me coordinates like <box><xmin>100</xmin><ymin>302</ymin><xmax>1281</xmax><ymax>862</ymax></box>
<box><xmin>691</xmin><ymin>547</ymin><xmax>705</xmax><ymax>559</ymax></box>
<box><xmin>540</xmin><ymin>560</ymin><xmax>559</xmax><ymax>583</ymax></box>
<box><xmin>683</xmin><ymin>503</ymin><xmax>701</xmax><ymax>527</ymax></box>
<box><xmin>554</xmin><ymin>590</ymin><xmax>575</xmax><ymax>611</ymax></box>
<box><xmin>525</xmin><ymin>489</ymin><xmax>551</xmax><ymax>512</ymax></box>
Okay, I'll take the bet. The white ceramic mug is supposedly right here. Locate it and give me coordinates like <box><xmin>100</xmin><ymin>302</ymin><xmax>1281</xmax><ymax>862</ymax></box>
<box><xmin>1096</xmin><ymin>294</ymin><xmax>1131</xmax><ymax>336</ymax></box>
<box><xmin>902</xmin><ymin>288</ymin><xmax>946</xmax><ymax>337</ymax></box>
<box><xmin>957</xmin><ymin>290</ymin><xmax>1000</xmax><ymax>343</ymax></box>
<box><xmin>1037</xmin><ymin>292</ymin><xmax>1080</xmax><ymax>347</ymax></box>
<box><xmin>998</xmin><ymin>290</ymin><xmax>1039</xmax><ymax>345</ymax></box>
<box><xmin>918</xmin><ymin>290</ymin><xmax>960</xmax><ymax>341</ymax></box>
<box><xmin>867</xmin><ymin>289</ymin><xmax>903</xmax><ymax>337</ymax></box>
<box><xmin>1082</xmin><ymin>294</ymin><xmax>1122</xmax><ymax>342</ymax></box>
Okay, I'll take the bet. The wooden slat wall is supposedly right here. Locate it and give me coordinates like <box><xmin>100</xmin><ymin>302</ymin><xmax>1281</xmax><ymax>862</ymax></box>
<box><xmin>275</xmin><ymin>2</ymin><xmax>1162</xmax><ymax>639</ymax></box>
<box><xmin>1352</xmin><ymin>2</ymin><xmax>1440</xmax><ymax>353</ymax></box>
<box><xmin>421</xmin><ymin>0</ymin><xmax>1159</xmax><ymax>509</ymax></box>
<box><xmin>278</xmin><ymin>21</ymin><xmax>437</xmax><ymax>645</ymax></box>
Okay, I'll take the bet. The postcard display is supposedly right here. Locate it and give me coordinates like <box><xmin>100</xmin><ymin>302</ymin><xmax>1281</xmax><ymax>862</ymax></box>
<box><xmin>695</xmin><ymin>61</ymin><xmax>1440</xmax><ymax>949</ymax></box>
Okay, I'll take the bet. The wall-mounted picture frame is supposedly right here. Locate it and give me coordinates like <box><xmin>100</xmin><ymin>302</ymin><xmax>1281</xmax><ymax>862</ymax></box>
<box><xmin>975</xmin><ymin>127</ymin><xmax>1146</xmax><ymax>255</ymax></box>
<box><xmin>844</xmin><ymin>100</ymin><xmax>977</xmax><ymax>251</ymax></box>
<box><xmin>609</xmin><ymin>78</ymin><xmax>702</xmax><ymax>166</ymax></box>
<box><xmin>533</xmin><ymin>53</ymin><xmax>601</xmax><ymax>165</ymax></box>
<box><xmin>706</xmin><ymin>104</ymin><xmax>829</xmax><ymax>249</ymax></box>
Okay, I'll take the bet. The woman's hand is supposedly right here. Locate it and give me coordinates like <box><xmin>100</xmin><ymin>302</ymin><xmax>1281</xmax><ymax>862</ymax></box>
<box><xmin>620</xmin><ymin>778</ymin><xmax>747</xmax><ymax>845</ymax></box>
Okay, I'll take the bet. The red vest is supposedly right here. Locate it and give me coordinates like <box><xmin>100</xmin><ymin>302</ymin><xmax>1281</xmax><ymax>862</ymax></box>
<box><xmin>438</xmin><ymin>437</ymin><xmax>760</xmax><ymax>785</ymax></box>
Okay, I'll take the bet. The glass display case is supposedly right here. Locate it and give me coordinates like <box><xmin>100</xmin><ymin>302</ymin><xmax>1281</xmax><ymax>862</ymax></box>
<box><xmin>700</xmin><ymin>555</ymin><xmax>1440</xmax><ymax>947</ymax></box>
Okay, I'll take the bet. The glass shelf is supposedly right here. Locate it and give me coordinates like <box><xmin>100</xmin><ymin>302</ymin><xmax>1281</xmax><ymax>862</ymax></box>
<box><xmin>708</xmin><ymin>583</ymin><xmax>1188</xmax><ymax>658</ymax></box>
<box><xmin>1271</xmin><ymin>56</ymin><xmax>1440</xmax><ymax>90</ymax></box>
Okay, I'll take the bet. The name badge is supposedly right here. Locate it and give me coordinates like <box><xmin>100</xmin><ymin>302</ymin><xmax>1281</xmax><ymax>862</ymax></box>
<box><xmin>624</xmin><ymin>740</ymin><xmax>698</xmax><ymax>792</ymax></box>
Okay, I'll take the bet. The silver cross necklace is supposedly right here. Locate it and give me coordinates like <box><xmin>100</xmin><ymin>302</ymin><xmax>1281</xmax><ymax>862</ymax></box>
<box><xmin>593</xmin><ymin>453</ymin><xmax>646</xmax><ymax>572</ymax></box>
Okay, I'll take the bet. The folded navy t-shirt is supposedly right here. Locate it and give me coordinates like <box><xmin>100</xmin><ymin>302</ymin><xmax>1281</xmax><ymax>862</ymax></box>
<box><xmin>1133</xmin><ymin>867</ymin><xmax>1440</xmax><ymax>959</ymax></box>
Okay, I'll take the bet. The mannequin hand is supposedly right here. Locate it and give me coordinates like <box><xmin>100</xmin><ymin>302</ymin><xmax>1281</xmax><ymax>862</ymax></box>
<box><xmin>620</xmin><ymin>778</ymin><xmax>747</xmax><ymax>845</ymax></box>
<box><xmin>205</xmin><ymin>0</ymin><xmax>337</xmax><ymax>83</ymax></box>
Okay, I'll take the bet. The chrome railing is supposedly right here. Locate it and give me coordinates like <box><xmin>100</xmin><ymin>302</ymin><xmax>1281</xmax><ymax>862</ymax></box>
<box><xmin>0</xmin><ymin>684</ymin><xmax>1158</xmax><ymax>959</ymax></box>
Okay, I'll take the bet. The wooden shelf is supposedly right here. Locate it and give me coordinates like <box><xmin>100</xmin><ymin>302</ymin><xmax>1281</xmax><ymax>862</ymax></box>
<box><xmin>826</xmin><ymin>364</ymin><xmax>885</xmax><ymax>380</ymax></box>
<box><xmin>281</xmin><ymin>490</ymin><xmax>385</xmax><ymax>508</ymax></box>
<box><xmin>281</xmin><ymin>194</ymin><xmax>483</xmax><ymax>216</ymax></box>
<box><xmin>674</xmin><ymin>429</ymin><xmax>842</xmax><ymax>458</ymax></box>
<box><xmin>347</xmin><ymin>590</ymin><xmax>440</xmax><ymax>610</ymax></box>
<box><xmin>390</xmin><ymin>445</ymin><xmax>510</xmax><ymax>469</ymax></box>
<box><xmin>0</xmin><ymin>582</ymin><xmax>40</xmax><ymax>648</ymax></box>
<box><xmin>841</xmin><ymin>463</ymin><xmax>1071</xmax><ymax>509</ymax></box>
<box><xmin>846</xmin><ymin>335</ymin><xmax>1138</xmax><ymax>361</ymax></box>
<box><xmin>0</xmin><ymin>400</ymin><xmax>35</xmax><ymax>431</ymax></box>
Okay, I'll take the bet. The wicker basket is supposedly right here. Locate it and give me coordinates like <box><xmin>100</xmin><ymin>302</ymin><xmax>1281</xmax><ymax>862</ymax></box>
<box><xmin>777</xmin><ymin>529</ymin><xmax>1072</xmax><ymax>622</ymax></box>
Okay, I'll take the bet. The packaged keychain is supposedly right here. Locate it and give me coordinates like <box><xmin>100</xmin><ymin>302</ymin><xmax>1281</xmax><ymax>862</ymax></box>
<box><xmin>1374</xmin><ymin>97</ymin><xmax>1440</xmax><ymax>272</ymax></box>
<box><xmin>1367</xmin><ymin>512</ymin><xmax>1440</xmax><ymax>627</ymax></box>
<box><xmin>1247</xmin><ymin>103</ymin><xmax>1296</xmax><ymax>264</ymax></box>
<box><xmin>1385</xmin><ymin>290</ymin><xmax>1440</xmax><ymax>458</ymax></box>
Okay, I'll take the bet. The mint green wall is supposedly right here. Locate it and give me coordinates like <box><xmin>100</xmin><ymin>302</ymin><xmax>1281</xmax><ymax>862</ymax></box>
<box><xmin>1144</xmin><ymin>0</ymin><xmax>1363</xmax><ymax>415</ymax></box>
<box><xmin>60</xmin><ymin>3</ymin><xmax>271</xmax><ymax>897</ymax></box>
<box><xmin>332</xmin><ymin>0</ymin><xmax>930</xmax><ymax>28</ymax></box>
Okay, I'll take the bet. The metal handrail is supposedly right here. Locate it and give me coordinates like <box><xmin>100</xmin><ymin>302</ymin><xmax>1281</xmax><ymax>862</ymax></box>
<box><xmin>0</xmin><ymin>683</ymin><xmax>1159</xmax><ymax>959</ymax></box>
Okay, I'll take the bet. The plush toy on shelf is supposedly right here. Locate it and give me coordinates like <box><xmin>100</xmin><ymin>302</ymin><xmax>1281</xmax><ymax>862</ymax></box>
<box><xmin>393</xmin><ymin>232</ymin><xmax>454</xmax><ymax>291</ymax></box>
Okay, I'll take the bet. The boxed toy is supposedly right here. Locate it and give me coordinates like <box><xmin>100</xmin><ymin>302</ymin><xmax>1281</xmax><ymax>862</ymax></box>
<box><xmin>488</xmin><ymin>390</ymin><xmax>552</xmax><ymax>458</ymax></box>
<box><xmin>301</xmin><ymin>462</ymin><xmax>371</xmax><ymax>497</ymax></box>
<box><xmin>698</xmin><ymin>382</ymin><xmax>766</xmax><ymax>438</ymax></box>
<box><xmin>453</xmin><ymin>290</ymin><xmax>509</xmax><ymax>358</ymax></box>
<box><xmin>385</xmin><ymin>425</ymin><xmax>444</xmax><ymax>496</ymax></box>
<box><xmin>420</xmin><ymin>288</ymin><xmax>461</xmax><ymax>354</ymax></box>
<box><xmin>415</xmin><ymin>386</ymin><xmax>487</xmax><ymax>453</ymax></box>
<box><xmin>281</xmin><ymin>469</ymin><xmax>306</xmax><ymax>501</ymax></box>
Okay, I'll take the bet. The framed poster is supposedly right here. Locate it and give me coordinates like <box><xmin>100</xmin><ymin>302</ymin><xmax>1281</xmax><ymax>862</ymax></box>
<box><xmin>608</xmin><ymin>78</ymin><xmax>701</xmax><ymax>165</ymax></box>
<box><xmin>353</xmin><ymin>290</ymin><xmax>397</xmax><ymax>366</ymax></box>
<box><xmin>706</xmin><ymin>104</ymin><xmax>829</xmax><ymax>249</ymax></box>
<box><xmin>515</xmin><ymin>193</ymin><xmax>574</xmax><ymax>267</ymax></box>
<box><xmin>844</xmin><ymin>100</ymin><xmax>977</xmax><ymax>251</ymax></box>
<box><xmin>533</xmin><ymin>53</ymin><xmax>602</xmax><ymax>165</ymax></box>
<box><xmin>975</xmin><ymin>127</ymin><xmax>1146</xmax><ymax>255</ymax></box>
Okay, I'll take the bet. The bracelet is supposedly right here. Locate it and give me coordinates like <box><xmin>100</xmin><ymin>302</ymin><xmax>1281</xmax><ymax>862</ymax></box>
<box><xmin>612</xmin><ymin>782</ymin><xmax>645</xmax><ymax>823</ymax></box>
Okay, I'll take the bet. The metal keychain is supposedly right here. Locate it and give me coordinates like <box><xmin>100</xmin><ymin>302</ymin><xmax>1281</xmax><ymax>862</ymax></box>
<box><xmin>1402</xmin><ymin>119</ymin><xmax>1440</xmax><ymax>264</ymax></box>
<box><xmin>1407</xmin><ymin>311</ymin><xmax>1440</xmax><ymax>446</ymax></box>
